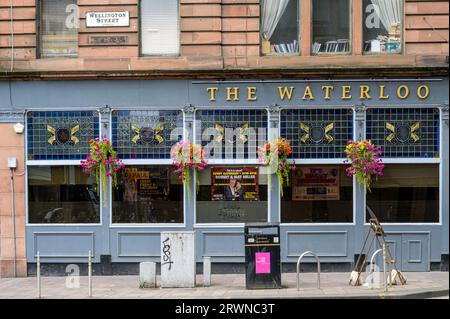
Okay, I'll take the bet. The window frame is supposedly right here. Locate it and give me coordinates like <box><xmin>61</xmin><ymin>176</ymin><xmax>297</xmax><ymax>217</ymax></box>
<box><xmin>310</xmin><ymin>0</ymin><xmax>353</xmax><ymax>56</ymax></box>
<box><xmin>36</xmin><ymin>0</ymin><xmax>79</xmax><ymax>59</ymax></box>
<box><xmin>260</xmin><ymin>0</ymin><xmax>302</xmax><ymax>57</ymax></box>
<box><xmin>139</xmin><ymin>0</ymin><xmax>181</xmax><ymax>57</ymax></box>
<box><xmin>193</xmin><ymin>106</ymin><xmax>271</xmax><ymax>227</ymax></box>
<box><xmin>278</xmin><ymin>105</ymin><xmax>356</xmax><ymax>225</ymax></box>
<box><xmin>361</xmin><ymin>0</ymin><xmax>405</xmax><ymax>56</ymax></box>
<box><xmin>109</xmin><ymin>108</ymin><xmax>187</xmax><ymax>227</ymax></box>
<box><xmin>363</xmin><ymin>105</ymin><xmax>443</xmax><ymax>225</ymax></box>
<box><xmin>25</xmin><ymin>109</ymin><xmax>102</xmax><ymax>226</ymax></box>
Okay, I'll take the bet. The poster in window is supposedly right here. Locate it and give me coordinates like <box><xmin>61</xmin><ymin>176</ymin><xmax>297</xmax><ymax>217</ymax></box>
<box><xmin>123</xmin><ymin>167</ymin><xmax>170</xmax><ymax>197</ymax></box>
<box><xmin>211</xmin><ymin>167</ymin><xmax>259</xmax><ymax>201</ymax></box>
<box><xmin>292</xmin><ymin>167</ymin><xmax>340</xmax><ymax>201</ymax></box>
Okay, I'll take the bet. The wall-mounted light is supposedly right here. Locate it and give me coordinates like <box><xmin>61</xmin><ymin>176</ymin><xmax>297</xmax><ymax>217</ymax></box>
<box><xmin>13</xmin><ymin>123</ymin><xmax>24</xmax><ymax>134</ymax></box>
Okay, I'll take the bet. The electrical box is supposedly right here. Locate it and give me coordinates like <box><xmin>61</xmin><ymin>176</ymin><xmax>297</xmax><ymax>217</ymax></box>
<box><xmin>7</xmin><ymin>157</ymin><xmax>17</xmax><ymax>169</ymax></box>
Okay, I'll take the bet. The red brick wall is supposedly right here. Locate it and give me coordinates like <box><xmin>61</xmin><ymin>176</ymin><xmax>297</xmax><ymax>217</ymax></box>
<box><xmin>0</xmin><ymin>0</ymin><xmax>448</xmax><ymax>74</ymax></box>
<box><xmin>0</xmin><ymin>124</ymin><xmax>26</xmax><ymax>278</ymax></box>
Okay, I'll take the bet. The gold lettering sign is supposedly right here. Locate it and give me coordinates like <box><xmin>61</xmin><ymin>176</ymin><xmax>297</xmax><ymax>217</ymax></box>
<box><xmin>205</xmin><ymin>83</ymin><xmax>431</xmax><ymax>103</ymax></box>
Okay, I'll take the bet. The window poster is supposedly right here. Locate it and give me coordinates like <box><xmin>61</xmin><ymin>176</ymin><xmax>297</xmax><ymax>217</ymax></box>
<box><xmin>292</xmin><ymin>167</ymin><xmax>340</xmax><ymax>201</ymax></box>
<box><xmin>211</xmin><ymin>167</ymin><xmax>259</xmax><ymax>201</ymax></box>
<box><xmin>123</xmin><ymin>167</ymin><xmax>170</xmax><ymax>197</ymax></box>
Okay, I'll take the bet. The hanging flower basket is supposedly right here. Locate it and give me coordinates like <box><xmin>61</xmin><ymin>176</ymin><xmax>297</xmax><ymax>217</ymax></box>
<box><xmin>81</xmin><ymin>138</ymin><xmax>125</xmax><ymax>207</ymax></box>
<box><xmin>258</xmin><ymin>137</ymin><xmax>296</xmax><ymax>197</ymax></box>
<box><xmin>344</xmin><ymin>140</ymin><xmax>384</xmax><ymax>192</ymax></box>
<box><xmin>171</xmin><ymin>140</ymin><xmax>208</xmax><ymax>198</ymax></box>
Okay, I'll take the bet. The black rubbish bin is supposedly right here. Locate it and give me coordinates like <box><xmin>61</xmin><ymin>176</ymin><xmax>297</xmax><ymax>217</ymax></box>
<box><xmin>244</xmin><ymin>223</ymin><xmax>281</xmax><ymax>289</ymax></box>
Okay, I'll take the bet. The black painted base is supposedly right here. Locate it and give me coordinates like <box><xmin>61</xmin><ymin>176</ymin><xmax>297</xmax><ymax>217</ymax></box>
<box><xmin>441</xmin><ymin>254</ymin><xmax>449</xmax><ymax>271</ymax></box>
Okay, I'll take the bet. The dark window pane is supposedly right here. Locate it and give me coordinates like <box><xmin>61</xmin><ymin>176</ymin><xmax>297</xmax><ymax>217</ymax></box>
<box><xmin>112</xmin><ymin>166</ymin><xmax>183</xmax><ymax>223</ymax></box>
<box><xmin>40</xmin><ymin>0</ymin><xmax>78</xmax><ymax>58</ymax></box>
<box><xmin>281</xmin><ymin>165</ymin><xmax>353</xmax><ymax>223</ymax></box>
<box><xmin>363</xmin><ymin>0</ymin><xmax>402</xmax><ymax>54</ymax></box>
<box><xmin>261</xmin><ymin>0</ymin><xmax>300</xmax><ymax>55</ymax></box>
<box><xmin>312</xmin><ymin>0</ymin><xmax>351</xmax><ymax>54</ymax></box>
<box><xmin>28</xmin><ymin>166</ymin><xmax>100</xmax><ymax>224</ymax></box>
<box><xmin>196</xmin><ymin>166</ymin><xmax>268</xmax><ymax>223</ymax></box>
<box><xmin>367</xmin><ymin>164</ymin><xmax>439</xmax><ymax>223</ymax></box>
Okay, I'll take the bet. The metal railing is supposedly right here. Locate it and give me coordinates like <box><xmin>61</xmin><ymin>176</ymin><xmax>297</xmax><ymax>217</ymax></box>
<box><xmin>296</xmin><ymin>251</ymin><xmax>321</xmax><ymax>290</ymax></box>
<box><xmin>36</xmin><ymin>251</ymin><xmax>93</xmax><ymax>298</ymax></box>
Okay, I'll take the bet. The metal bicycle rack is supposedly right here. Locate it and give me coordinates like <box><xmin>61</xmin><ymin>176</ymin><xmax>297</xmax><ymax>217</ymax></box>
<box><xmin>368</xmin><ymin>244</ymin><xmax>389</xmax><ymax>292</ymax></box>
<box><xmin>36</xmin><ymin>251</ymin><xmax>93</xmax><ymax>298</ymax></box>
<box><xmin>296</xmin><ymin>251</ymin><xmax>321</xmax><ymax>290</ymax></box>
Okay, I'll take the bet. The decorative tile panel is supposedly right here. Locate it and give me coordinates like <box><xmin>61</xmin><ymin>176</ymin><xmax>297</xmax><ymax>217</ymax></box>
<box><xmin>366</xmin><ymin>108</ymin><xmax>440</xmax><ymax>158</ymax></box>
<box><xmin>281</xmin><ymin>109</ymin><xmax>353</xmax><ymax>159</ymax></box>
<box><xmin>27</xmin><ymin>111</ymin><xmax>99</xmax><ymax>160</ymax></box>
<box><xmin>112</xmin><ymin>110</ymin><xmax>183</xmax><ymax>159</ymax></box>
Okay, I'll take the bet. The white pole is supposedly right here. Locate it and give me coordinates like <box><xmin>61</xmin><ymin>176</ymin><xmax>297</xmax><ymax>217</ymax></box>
<box><xmin>382</xmin><ymin>244</ymin><xmax>388</xmax><ymax>292</ymax></box>
<box><xmin>88</xmin><ymin>251</ymin><xmax>92</xmax><ymax>298</ymax></box>
<box><xmin>36</xmin><ymin>252</ymin><xmax>41</xmax><ymax>298</ymax></box>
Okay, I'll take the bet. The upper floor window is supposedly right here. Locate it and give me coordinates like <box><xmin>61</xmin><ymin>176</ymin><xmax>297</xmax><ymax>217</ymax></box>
<box><xmin>260</xmin><ymin>0</ymin><xmax>300</xmax><ymax>56</ymax></box>
<box><xmin>38</xmin><ymin>0</ymin><xmax>78</xmax><ymax>58</ymax></box>
<box><xmin>363</xmin><ymin>0</ymin><xmax>403</xmax><ymax>54</ymax></box>
<box><xmin>140</xmin><ymin>0</ymin><xmax>180</xmax><ymax>56</ymax></box>
<box><xmin>312</xmin><ymin>0</ymin><xmax>351</xmax><ymax>54</ymax></box>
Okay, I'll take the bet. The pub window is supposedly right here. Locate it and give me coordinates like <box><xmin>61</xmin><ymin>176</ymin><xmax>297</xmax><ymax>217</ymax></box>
<box><xmin>28</xmin><ymin>166</ymin><xmax>100</xmax><ymax>224</ymax></box>
<box><xmin>280</xmin><ymin>108</ymin><xmax>353</xmax><ymax>159</ymax></box>
<box><xmin>140</xmin><ymin>0</ymin><xmax>180</xmax><ymax>56</ymax></box>
<box><xmin>38</xmin><ymin>0</ymin><xmax>78</xmax><ymax>58</ymax></box>
<box><xmin>312</xmin><ymin>0</ymin><xmax>351</xmax><ymax>54</ymax></box>
<box><xmin>363</xmin><ymin>0</ymin><xmax>403</xmax><ymax>54</ymax></box>
<box><xmin>195</xmin><ymin>109</ymin><xmax>268</xmax><ymax>160</ymax></box>
<box><xmin>111</xmin><ymin>110</ymin><xmax>184</xmax><ymax>224</ymax></box>
<box><xmin>366</xmin><ymin>164</ymin><xmax>439</xmax><ymax>223</ymax></box>
<box><xmin>112</xmin><ymin>166</ymin><xmax>183</xmax><ymax>224</ymax></box>
<box><xmin>281</xmin><ymin>165</ymin><xmax>353</xmax><ymax>223</ymax></box>
<box><xmin>260</xmin><ymin>0</ymin><xmax>300</xmax><ymax>55</ymax></box>
<box><xmin>196</xmin><ymin>166</ymin><xmax>268</xmax><ymax>224</ymax></box>
<box><xmin>26</xmin><ymin>111</ymin><xmax>101</xmax><ymax>224</ymax></box>
<box><xmin>366</xmin><ymin>108</ymin><xmax>440</xmax><ymax>158</ymax></box>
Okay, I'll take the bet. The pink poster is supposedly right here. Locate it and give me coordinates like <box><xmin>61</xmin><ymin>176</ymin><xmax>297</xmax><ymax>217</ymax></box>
<box><xmin>255</xmin><ymin>252</ymin><xmax>271</xmax><ymax>274</ymax></box>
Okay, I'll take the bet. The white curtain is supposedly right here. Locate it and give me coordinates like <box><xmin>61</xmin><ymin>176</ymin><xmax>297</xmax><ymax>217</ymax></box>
<box><xmin>260</xmin><ymin>0</ymin><xmax>291</xmax><ymax>41</ymax></box>
<box><xmin>370</xmin><ymin>0</ymin><xmax>402</xmax><ymax>32</ymax></box>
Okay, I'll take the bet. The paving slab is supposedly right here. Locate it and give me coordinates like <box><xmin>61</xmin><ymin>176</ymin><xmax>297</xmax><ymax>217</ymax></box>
<box><xmin>0</xmin><ymin>272</ymin><xmax>448</xmax><ymax>299</ymax></box>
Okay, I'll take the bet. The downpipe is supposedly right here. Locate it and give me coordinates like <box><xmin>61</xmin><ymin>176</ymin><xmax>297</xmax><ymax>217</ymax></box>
<box><xmin>10</xmin><ymin>168</ymin><xmax>17</xmax><ymax>277</ymax></box>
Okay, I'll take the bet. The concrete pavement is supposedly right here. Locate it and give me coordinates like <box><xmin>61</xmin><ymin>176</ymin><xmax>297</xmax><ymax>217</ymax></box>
<box><xmin>0</xmin><ymin>272</ymin><xmax>448</xmax><ymax>299</ymax></box>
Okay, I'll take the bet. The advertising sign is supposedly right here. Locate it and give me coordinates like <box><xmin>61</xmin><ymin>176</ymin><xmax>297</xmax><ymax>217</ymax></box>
<box><xmin>211</xmin><ymin>167</ymin><xmax>259</xmax><ymax>201</ymax></box>
<box><xmin>292</xmin><ymin>167</ymin><xmax>340</xmax><ymax>201</ymax></box>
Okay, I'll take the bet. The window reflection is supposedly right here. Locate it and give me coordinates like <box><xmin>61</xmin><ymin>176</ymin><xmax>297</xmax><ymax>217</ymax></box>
<box><xmin>367</xmin><ymin>164</ymin><xmax>439</xmax><ymax>223</ymax></box>
<box><xmin>312</xmin><ymin>0</ymin><xmax>351</xmax><ymax>54</ymax></box>
<box><xmin>28</xmin><ymin>166</ymin><xmax>99</xmax><ymax>224</ymax></box>
<box><xmin>281</xmin><ymin>165</ymin><xmax>353</xmax><ymax>223</ymax></box>
<box><xmin>112</xmin><ymin>166</ymin><xmax>183</xmax><ymax>223</ymax></box>
<box><xmin>197</xmin><ymin>166</ymin><xmax>268</xmax><ymax>223</ymax></box>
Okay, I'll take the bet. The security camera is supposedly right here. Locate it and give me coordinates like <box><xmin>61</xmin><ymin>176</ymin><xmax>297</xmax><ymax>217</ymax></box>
<box><xmin>14</xmin><ymin>123</ymin><xmax>24</xmax><ymax>134</ymax></box>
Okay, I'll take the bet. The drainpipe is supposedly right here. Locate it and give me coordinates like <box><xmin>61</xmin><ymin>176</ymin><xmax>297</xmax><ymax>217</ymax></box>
<box><xmin>10</xmin><ymin>0</ymin><xmax>14</xmax><ymax>72</ymax></box>
<box><xmin>10</xmin><ymin>168</ymin><xmax>17</xmax><ymax>277</ymax></box>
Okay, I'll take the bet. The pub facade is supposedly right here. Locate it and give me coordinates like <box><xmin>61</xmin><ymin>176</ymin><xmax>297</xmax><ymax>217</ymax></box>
<box><xmin>0</xmin><ymin>0</ymin><xmax>448</xmax><ymax>276</ymax></box>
